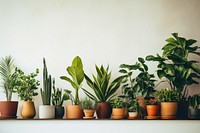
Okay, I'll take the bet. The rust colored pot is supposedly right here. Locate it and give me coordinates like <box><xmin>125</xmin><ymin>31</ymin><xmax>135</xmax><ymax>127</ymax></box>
<box><xmin>21</xmin><ymin>101</ymin><xmax>36</xmax><ymax>119</ymax></box>
<box><xmin>0</xmin><ymin>101</ymin><xmax>18</xmax><ymax>118</ymax></box>
<box><xmin>66</xmin><ymin>105</ymin><xmax>83</xmax><ymax>119</ymax></box>
<box><xmin>146</xmin><ymin>105</ymin><xmax>159</xmax><ymax>116</ymax></box>
<box><xmin>112</xmin><ymin>108</ymin><xmax>125</xmax><ymax>116</ymax></box>
<box><xmin>96</xmin><ymin>102</ymin><xmax>112</xmax><ymax>119</ymax></box>
<box><xmin>83</xmin><ymin>109</ymin><xmax>95</xmax><ymax>117</ymax></box>
<box><xmin>161</xmin><ymin>102</ymin><xmax>178</xmax><ymax>119</ymax></box>
<box><xmin>137</xmin><ymin>96</ymin><xmax>146</xmax><ymax>108</ymax></box>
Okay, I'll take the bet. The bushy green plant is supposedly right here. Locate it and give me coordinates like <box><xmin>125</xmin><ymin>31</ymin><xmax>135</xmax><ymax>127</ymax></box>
<box><xmin>110</xmin><ymin>98</ymin><xmax>125</xmax><ymax>108</ymax></box>
<box><xmin>188</xmin><ymin>94</ymin><xmax>200</xmax><ymax>109</ymax></box>
<box><xmin>83</xmin><ymin>65</ymin><xmax>122</xmax><ymax>103</ymax></box>
<box><xmin>0</xmin><ymin>55</ymin><xmax>18</xmax><ymax>101</ymax></box>
<box><xmin>60</xmin><ymin>56</ymin><xmax>84</xmax><ymax>105</ymax></box>
<box><xmin>127</xmin><ymin>99</ymin><xmax>141</xmax><ymax>112</ymax></box>
<box><xmin>119</xmin><ymin>57</ymin><xmax>155</xmax><ymax>99</ymax></box>
<box><xmin>81</xmin><ymin>98</ymin><xmax>96</xmax><ymax>110</ymax></box>
<box><xmin>15</xmin><ymin>68</ymin><xmax>40</xmax><ymax>101</ymax></box>
<box><xmin>156</xmin><ymin>88</ymin><xmax>180</xmax><ymax>102</ymax></box>
<box><xmin>146</xmin><ymin>33</ymin><xmax>200</xmax><ymax>99</ymax></box>
<box><xmin>51</xmin><ymin>79</ymin><xmax>70</xmax><ymax>106</ymax></box>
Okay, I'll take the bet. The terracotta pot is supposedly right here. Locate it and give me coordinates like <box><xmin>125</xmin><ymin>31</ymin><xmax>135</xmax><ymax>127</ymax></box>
<box><xmin>0</xmin><ymin>101</ymin><xmax>18</xmax><ymax>118</ymax></box>
<box><xmin>66</xmin><ymin>105</ymin><xmax>83</xmax><ymax>119</ymax></box>
<box><xmin>161</xmin><ymin>102</ymin><xmax>178</xmax><ymax>119</ymax></box>
<box><xmin>83</xmin><ymin>109</ymin><xmax>95</xmax><ymax>117</ymax></box>
<box><xmin>55</xmin><ymin>106</ymin><xmax>65</xmax><ymax>119</ymax></box>
<box><xmin>189</xmin><ymin>109</ymin><xmax>200</xmax><ymax>119</ymax></box>
<box><xmin>146</xmin><ymin>105</ymin><xmax>159</xmax><ymax>116</ymax></box>
<box><xmin>112</xmin><ymin>108</ymin><xmax>125</xmax><ymax>116</ymax></box>
<box><xmin>21</xmin><ymin>101</ymin><xmax>36</xmax><ymax>119</ymax></box>
<box><xmin>96</xmin><ymin>102</ymin><xmax>112</xmax><ymax>119</ymax></box>
<box><xmin>39</xmin><ymin>105</ymin><xmax>55</xmax><ymax>119</ymax></box>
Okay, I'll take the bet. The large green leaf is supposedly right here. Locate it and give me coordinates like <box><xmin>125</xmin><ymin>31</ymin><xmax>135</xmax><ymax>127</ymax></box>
<box><xmin>72</xmin><ymin>56</ymin><xmax>83</xmax><ymax>69</ymax></box>
<box><xmin>67</xmin><ymin>66</ymin><xmax>84</xmax><ymax>85</ymax></box>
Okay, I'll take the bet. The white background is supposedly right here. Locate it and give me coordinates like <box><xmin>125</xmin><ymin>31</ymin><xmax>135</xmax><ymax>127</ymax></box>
<box><xmin>0</xmin><ymin>0</ymin><xmax>200</xmax><ymax>132</ymax></box>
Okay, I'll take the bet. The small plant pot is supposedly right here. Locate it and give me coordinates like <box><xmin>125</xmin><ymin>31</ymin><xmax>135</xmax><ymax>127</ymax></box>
<box><xmin>55</xmin><ymin>106</ymin><xmax>65</xmax><ymax>119</ymax></box>
<box><xmin>83</xmin><ymin>109</ymin><xmax>95</xmax><ymax>118</ymax></box>
<box><xmin>39</xmin><ymin>105</ymin><xmax>55</xmax><ymax>119</ymax></box>
<box><xmin>0</xmin><ymin>101</ymin><xmax>18</xmax><ymax>119</ymax></box>
<box><xmin>161</xmin><ymin>102</ymin><xmax>178</xmax><ymax>119</ymax></box>
<box><xmin>189</xmin><ymin>109</ymin><xmax>200</xmax><ymax>119</ymax></box>
<box><xmin>128</xmin><ymin>112</ymin><xmax>138</xmax><ymax>119</ymax></box>
<box><xmin>21</xmin><ymin>101</ymin><xmax>36</xmax><ymax>119</ymax></box>
<box><xmin>96</xmin><ymin>102</ymin><xmax>112</xmax><ymax>119</ymax></box>
<box><xmin>112</xmin><ymin>108</ymin><xmax>125</xmax><ymax>119</ymax></box>
<box><xmin>66</xmin><ymin>105</ymin><xmax>83</xmax><ymax>119</ymax></box>
<box><xmin>146</xmin><ymin>105</ymin><xmax>159</xmax><ymax>116</ymax></box>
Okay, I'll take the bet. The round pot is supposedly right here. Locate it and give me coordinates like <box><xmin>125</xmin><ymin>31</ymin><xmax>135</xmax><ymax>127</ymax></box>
<box><xmin>128</xmin><ymin>112</ymin><xmax>138</xmax><ymax>118</ymax></box>
<box><xmin>96</xmin><ymin>102</ymin><xmax>112</xmax><ymax>119</ymax></box>
<box><xmin>112</xmin><ymin>108</ymin><xmax>125</xmax><ymax>116</ymax></box>
<box><xmin>161</xmin><ymin>102</ymin><xmax>178</xmax><ymax>119</ymax></box>
<box><xmin>0</xmin><ymin>101</ymin><xmax>18</xmax><ymax>118</ymax></box>
<box><xmin>146</xmin><ymin>105</ymin><xmax>159</xmax><ymax>116</ymax></box>
<box><xmin>189</xmin><ymin>109</ymin><xmax>200</xmax><ymax>119</ymax></box>
<box><xmin>21</xmin><ymin>101</ymin><xmax>36</xmax><ymax>119</ymax></box>
<box><xmin>83</xmin><ymin>109</ymin><xmax>95</xmax><ymax>118</ymax></box>
<box><xmin>39</xmin><ymin>105</ymin><xmax>55</xmax><ymax>119</ymax></box>
<box><xmin>55</xmin><ymin>106</ymin><xmax>65</xmax><ymax>119</ymax></box>
<box><xmin>66</xmin><ymin>105</ymin><xmax>83</xmax><ymax>119</ymax></box>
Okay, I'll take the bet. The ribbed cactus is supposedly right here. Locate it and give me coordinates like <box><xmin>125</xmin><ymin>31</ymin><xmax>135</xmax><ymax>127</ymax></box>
<box><xmin>40</xmin><ymin>58</ymin><xmax>52</xmax><ymax>105</ymax></box>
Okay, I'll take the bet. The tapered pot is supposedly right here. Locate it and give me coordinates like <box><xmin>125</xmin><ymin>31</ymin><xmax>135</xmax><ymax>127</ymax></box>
<box><xmin>112</xmin><ymin>108</ymin><xmax>125</xmax><ymax>119</ymax></box>
<box><xmin>0</xmin><ymin>101</ymin><xmax>18</xmax><ymax>118</ymax></box>
<box><xmin>66</xmin><ymin>105</ymin><xmax>83</xmax><ymax>119</ymax></box>
<box><xmin>146</xmin><ymin>105</ymin><xmax>159</xmax><ymax>116</ymax></box>
<box><xmin>96</xmin><ymin>102</ymin><xmax>112</xmax><ymax>119</ymax></box>
<box><xmin>21</xmin><ymin>101</ymin><xmax>36</xmax><ymax>119</ymax></box>
<box><xmin>189</xmin><ymin>109</ymin><xmax>200</xmax><ymax>119</ymax></box>
<box><xmin>39</xmin><ymin>105</ymin><xmax>55</xmax><ymax>119</ymax></box>
<box><xmin>83</xmin><ymin>109</ymin><xmax>95</xmax><ymax>118</ymax></box>
<box><xmin>55</xmin><ymin>106</ymin><xmax>65</xmax><ymax>119</ymax></box>
<box><xmin>161</xmin><ymin>102</ymin><xmax>178</xmax><ymax>119</ymax></box>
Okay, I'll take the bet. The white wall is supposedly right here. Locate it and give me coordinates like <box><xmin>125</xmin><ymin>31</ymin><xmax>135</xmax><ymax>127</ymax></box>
<box><xmin>0</xmin><ymin>0</ymin><xmax>200</xmax><ymax>118</ymax></box>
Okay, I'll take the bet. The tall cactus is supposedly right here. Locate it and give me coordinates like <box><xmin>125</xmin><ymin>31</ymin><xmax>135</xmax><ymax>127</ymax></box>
<box><xmin>40</xmin><ymin>58</ymin><xmax>52</xmax><ymax>105</ymax></box>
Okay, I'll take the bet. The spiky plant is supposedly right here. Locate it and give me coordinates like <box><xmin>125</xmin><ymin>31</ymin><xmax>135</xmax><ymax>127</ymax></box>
<box><xmin>0</xmin><ymin>55</ymin><xmax>18</xmax><ymax>101</ymax></box>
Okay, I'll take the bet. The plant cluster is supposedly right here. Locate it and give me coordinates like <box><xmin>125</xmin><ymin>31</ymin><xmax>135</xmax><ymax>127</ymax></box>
<box><xmin>110</xmin><ymin>98</ymin><xmax>125</xmax><ymax>108</ymax></box>
<box><xmin>14</xmin><ymin>68</ymin><xmax>40</xmax><ymax>101</ymax></box>
<box><xmin>156</xmin><ymin>88</ymin><xmax>180</xmax><ymax>102</ymax></box>
<box><xmin>188</xmin><ymin>94</ymin><xmax>200</xmax><ymax>109</ymax></box>
<box><xmin>127</xmin><ymin>99</ymin><xmax>141</xmax><ymax>113</ymax></box>
<box><xmin>146</xmin><ymin>98</ymin><xmax>159</xmax><ymax>105</ymax></box>
<box><xmin>81</xmin><ymin>98</ymin><xmax>96</xmax><ymax>110</ymax></box>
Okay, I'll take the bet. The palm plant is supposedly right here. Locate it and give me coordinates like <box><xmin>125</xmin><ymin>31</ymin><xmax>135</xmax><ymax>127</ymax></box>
<box><xmin>83</xmin><ymin>65</ymin><xmax>122</xmax><ymax>103</ymax></box>
<box><xmin>0</xmin><ymin>55</ymin><xmax>18</xmax><ymax>101</ymax></box>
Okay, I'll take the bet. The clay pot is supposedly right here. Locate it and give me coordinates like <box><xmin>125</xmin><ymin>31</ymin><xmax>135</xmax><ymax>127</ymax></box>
<box><xmin>161</xmin><ymin>102</ymin><xmax>178</xmax><ymax>119</ymax></box>
<box><xmin>112</xmin><ymin>108</ymin><xmax>125</xmax><ymax>116</ymax></box>
<box><xmin>55</xmin><ymin>106</ymin><xmax>65</xmax><ymax>119</ymax></box>
<box><xmin>0</xmin><ymin>101</ymin><xmax>18</xmax><ymax>118</ymax></box>
<box><xmin>21</xmin><ymin>101</ymin><xmax>36</xmax><ymax>119</ymax></box>
<box><xmin>39</xmin><ymin>105</ymin><xmax>55</xmax><ymax>119</ymax></box>
<box><xmin>66</xmin><ymin>105</ymin><xmax>83</xmax><ymax>119</ymax></box>
<box><xmin>96</xmin><ymin>102</ymin><xmax>112</xmax><ymax>119</ymax></box>
<box><xmin>83</xmin><ymin>109</ymin><xmax>95</xmax><ymax>117</ymax></box>
<box><xmin>189</xmin><ymin>109</ymin><xmax>200</xmax><ymax>119</ymax></box>
<box><xmin>146</xmin><ymin>105</ymin><xmax>159</xmax><ymax>116</ymax></box>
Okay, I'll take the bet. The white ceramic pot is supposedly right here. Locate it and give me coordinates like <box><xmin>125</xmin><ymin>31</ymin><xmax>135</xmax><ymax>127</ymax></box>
<box><xmin>39</xmin><ymin>105</ymin><xmax>55</xmax><ymax>119</ymax></box>
<box><xmin>128</xmin><ymin>112</ymin><xmax>138</xmax><ymax>117</ymax></box>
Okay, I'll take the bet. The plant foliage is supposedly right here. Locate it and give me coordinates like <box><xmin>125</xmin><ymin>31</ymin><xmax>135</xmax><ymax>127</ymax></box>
<box><xmin>156</xmin><ymin>88</ymin><xmax>180</xmax><ymax>102</ymax></box>
<box><xmin>188</xmin><ymin>94</ymin><xmax>200</xmax><ymax>109</ymax></box>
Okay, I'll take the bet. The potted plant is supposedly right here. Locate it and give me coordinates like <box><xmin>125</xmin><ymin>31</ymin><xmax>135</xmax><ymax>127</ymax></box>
<box><xmin>39</xmin><ymin>58</ymin><xmax>55</xmax><ymax>119</ymax></box>
<box><xmin>111</xmin><ymin>98</ymin><xmax>125</xmax><ymax>119</ymax></box>
<box><xmin>0</xmin><ymin>56</ymin><xmax>19</xmax><ymax>118</ymax></box>
<box><xmin>15</xmin><ymin>68</ymin><xmax>40</xmax><ymax>119</ymax></box>
<box><xmin>146</xmin><ymin>98</ymin><xmax>160</xmax><ymax>119</ymax></box>
<box><xmin>146</xmin><ymin>33</ymin><xmax>200</xmax><ymax>118</ymax></box>
<box><xmin>127</xmin><ymin>99</ymin><xmax>141</xmax><ymax>119</ymax></box>
<box><xmin>81</xmin><ymin>98</ymin><xmax>96</xmax><ymax>119</ymax></box>
<box><xmin>83</xmin><ymin>65</ymin><xmax>122</xmax><ymax>119</ymax></box>
<box><xmin>52</xmin><ymin>79</ymin><xmax>69</xmax><ymax>119</ymax></box>
<box><xmin>188</xmin><ymin>94</ymin><xmax>200</xmax><ymax>119</ymax></box>
<box><xmin>156</xmin><ymin>88</ymin><xmax>180</xmax><ymax>119</ymax></box>
<box><xmin>60</xmin><ymin>56</ymin><xmax>84</xmax><ymax>119</ymax></box>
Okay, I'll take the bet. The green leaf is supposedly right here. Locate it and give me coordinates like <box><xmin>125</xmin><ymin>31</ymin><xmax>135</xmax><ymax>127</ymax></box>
<box><xmin>138</xmin><ymin>57</ymin><xmax>145</xmax><ymax>64</ymax></box>
<box><xmin>72</xmin><ymin>56</ymin><xmax>83</xmax><ymax>69</ymax></box>
<box><xmin>119</xmin><ymin>69</ymin><xmax>127</xmax><ymax>73</ymax></box>
<box><xmin>157</xmin><ymin>70</ymin><xmax>165</xmax><ymax>79</ymax></box>
<box><xmin>186</xmin><ymin>39</ymin><xmax>197</xmax><ymax>47</ymax></box>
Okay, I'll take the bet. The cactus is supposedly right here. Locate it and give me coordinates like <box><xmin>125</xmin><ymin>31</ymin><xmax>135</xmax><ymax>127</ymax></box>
<box><xmin>40</xmin><ymin>58</ymin><xmax>52</xmax><ymax>105</ymax></box>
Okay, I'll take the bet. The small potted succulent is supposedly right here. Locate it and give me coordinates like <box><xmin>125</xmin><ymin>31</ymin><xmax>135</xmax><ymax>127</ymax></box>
<box><xmin>188</xmin><ymin>94</ymin><xmax>200</xmax><ymax>119</ymax></box>
<box><xmin>15</xmin><ymin>68</ymin><xmax>40</xmax><ymax>119</ymax></box>
<box><xmin>81</xmin><ymin>98</ymin><xmax>96</xmax><ymax>119</ymax></box>
<box><xmin>146</xmin><ymin>98</ymin><xmax>160</xmax><ymax>119</ymax></box>
<box><xmin>156</xmin><ymin>88</ymin><xmax>180</xmax><ymax>119</ymax></box>
<box><xmin>52</xmin><ymin>79</ymin><xmax>69</xmax><ymax>119</ymax></box>
<box><xmin>60</xmin><ymin>56</ymin><xmax>84</xmax><ymax>119</ymax></box>
<box><xmin>127</xmin><ymin>99</ymin><xmax>141</xmax><ymax>119</ymax></box>
<box><xmin>111</xmin><ymin>98</ymin><xmax>125</xmax><ymax>119</ymax></box>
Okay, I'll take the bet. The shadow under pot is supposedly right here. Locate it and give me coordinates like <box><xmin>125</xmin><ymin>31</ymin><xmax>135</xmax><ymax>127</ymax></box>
<box><xmin>96</xmin><ymin>102</ymin><xmax>112</xmax><ymax>119</ymax></box>
<box><xmin>55</xmin><ymin>106</ymin><xmax>65</xmax><ymax>119</ymax></box>
<box><xmin>39</xmin><ymin>105</ymin><xmax>55</xmax><ymax>119</ymax></box>
<box><xmin>0</xmin><ymin>101</ymin><xmax>18</xmax><ymax>119</ymax></box>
